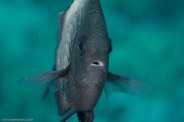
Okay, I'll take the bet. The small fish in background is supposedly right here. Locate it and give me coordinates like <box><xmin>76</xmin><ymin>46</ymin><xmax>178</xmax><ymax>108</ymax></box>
<box><xmin>18</xmin><ymin>0</ymin><xmax>152</xmax><ymax>121</ymax></box>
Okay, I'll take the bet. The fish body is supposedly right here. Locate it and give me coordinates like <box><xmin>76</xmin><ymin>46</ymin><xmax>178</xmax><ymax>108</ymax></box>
<box><xmin>56</xmin><ymin>0</ymin><xmax>109</xmax><ymax>112</ymax></box>
<box><xmin>19</xmin><ymin>0</ymin><xmax>152</xmax><ymax>121</ymax></box>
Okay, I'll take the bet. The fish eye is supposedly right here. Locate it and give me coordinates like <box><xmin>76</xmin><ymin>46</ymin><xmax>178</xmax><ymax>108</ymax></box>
<box><xmin>78</xmin><ymin>40</ymin><xmax>84</xmax><ymax>55</ymax></box>
<box><xmin>77</xmin><ymin>36</ymin><xmax>87</xmax><ymax>55</ymax></box>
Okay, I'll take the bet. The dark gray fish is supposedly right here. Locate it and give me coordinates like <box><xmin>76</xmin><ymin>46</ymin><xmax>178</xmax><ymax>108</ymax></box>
<box><xmin>18</xmin><ymin>0</ymin><xmax>152</xmax><ymax>121</ymax></box>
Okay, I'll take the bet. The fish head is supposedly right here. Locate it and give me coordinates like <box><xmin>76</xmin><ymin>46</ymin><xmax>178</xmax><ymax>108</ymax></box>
<box><xmin>68</xmin><ymin>1</ymin><xmax>112</xmax><ymax>85</ymax></box>
<box><xmin>70</xmin><ymin>32</ymin><xmax>112</xmax><ymax>85</ymax></box>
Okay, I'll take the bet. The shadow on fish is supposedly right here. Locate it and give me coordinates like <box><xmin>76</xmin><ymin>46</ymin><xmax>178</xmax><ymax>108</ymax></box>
<box><xmin>18</xmin><ymin>0</ymin><xmax>152</xmax><ymax>121</ymax></box>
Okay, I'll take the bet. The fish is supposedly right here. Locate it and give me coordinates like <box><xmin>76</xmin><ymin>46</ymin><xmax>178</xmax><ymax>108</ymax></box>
<box><xmin>18</xmin><ymin>0</ymin><xmax>152</xmax><ymax>121</ymax></box>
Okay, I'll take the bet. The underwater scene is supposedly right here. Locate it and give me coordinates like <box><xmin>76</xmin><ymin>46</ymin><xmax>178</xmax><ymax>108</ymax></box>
<box><xmin>0</xmin><ymin>0</ymin><xmax>184</xmax><ymax>122</ymax></box>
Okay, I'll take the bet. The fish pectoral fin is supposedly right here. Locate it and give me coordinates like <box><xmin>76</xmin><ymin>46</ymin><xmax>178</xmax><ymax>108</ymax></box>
<box><xmin>17</xmin><ymin>65</ymin><xmax>70</xmax><ymax>90</ymax></box>
<box><xmin>58</xmin><ymin>11</ymin><xmax>66</xmax><ymax>41</ymax></box>
<box><xmin>104</xmin><ymin>72</ymin><xmax>153</xmax><ymax>97</ymax></box>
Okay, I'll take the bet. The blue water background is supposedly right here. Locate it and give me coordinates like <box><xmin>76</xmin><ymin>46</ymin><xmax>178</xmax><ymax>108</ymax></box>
<box><xmin>0</xmin><ymin>0</ymin><xmax>184</xmax><ymax>122</ymax></box>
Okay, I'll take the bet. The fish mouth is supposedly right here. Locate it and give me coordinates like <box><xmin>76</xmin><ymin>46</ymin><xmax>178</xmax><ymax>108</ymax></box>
<box><xmin>87</xmin><ymin>58</ymin><xmax>107</xmax><ymax>72</ymax></box>
<box><xmin>90</xmin><ymin>60</ymin><xmax>104</xmax><ymax>67</ymax></box>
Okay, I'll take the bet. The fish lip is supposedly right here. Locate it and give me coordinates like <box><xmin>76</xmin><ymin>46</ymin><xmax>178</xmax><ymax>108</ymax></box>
<box><xmin>86</xmin><ymin>58</ymin><xmax>107</xmax><ymax>72</ymax></box>
<box><xmin>90</xmin><ymin>60</ymin><xmax>104</xmax><ymax>67</ymax></box>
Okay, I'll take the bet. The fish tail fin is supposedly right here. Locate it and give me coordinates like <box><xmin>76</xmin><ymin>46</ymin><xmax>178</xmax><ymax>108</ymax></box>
<box><xmin>77</xmin><ymin>111</ymin><xmax>94</xmax><ymax>122</ymax></box>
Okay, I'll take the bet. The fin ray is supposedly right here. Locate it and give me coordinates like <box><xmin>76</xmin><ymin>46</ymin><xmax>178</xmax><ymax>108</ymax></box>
<box><xmin>105</xmin><ymin>72</ymin><xmax>153</xmax><ymax>97</ymax></box>
<box><xmin>17</xmin><ymin>66</ymin><xmax>70</xmax><ymax>90</ymax></box>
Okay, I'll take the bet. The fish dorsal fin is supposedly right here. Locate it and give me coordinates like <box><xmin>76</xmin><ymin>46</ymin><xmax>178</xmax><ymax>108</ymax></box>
<box><xmin>58</xmin><ymin>12</ymin><xmax>66</xmax><ymax>41</ymax></box>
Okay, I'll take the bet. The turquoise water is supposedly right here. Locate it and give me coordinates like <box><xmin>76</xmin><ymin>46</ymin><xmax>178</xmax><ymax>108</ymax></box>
<box><xmin>0</xmin><ymin>0</ymin><xmax>184</xmax><ymax>122</ymax></box>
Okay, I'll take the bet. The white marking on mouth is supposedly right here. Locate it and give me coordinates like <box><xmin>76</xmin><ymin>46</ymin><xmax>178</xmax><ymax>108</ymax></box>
<box><xmin>90</xmin><ymin>61</ymin><xmax>104</xmax><ymax>67</ymax></box>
